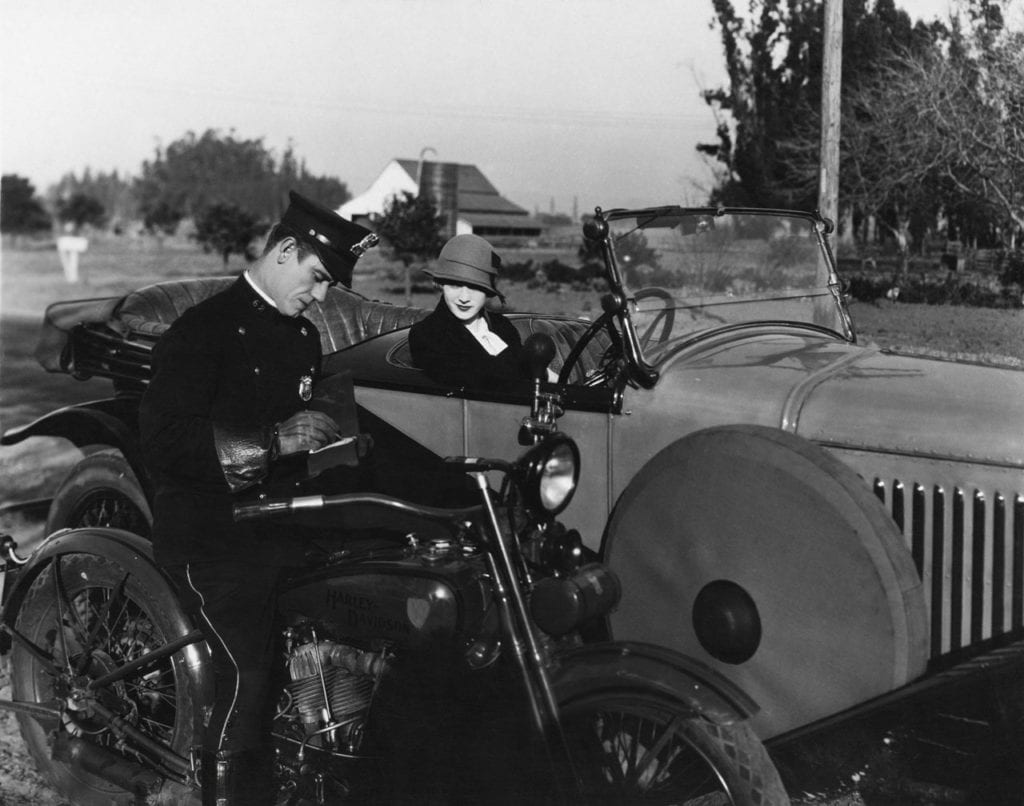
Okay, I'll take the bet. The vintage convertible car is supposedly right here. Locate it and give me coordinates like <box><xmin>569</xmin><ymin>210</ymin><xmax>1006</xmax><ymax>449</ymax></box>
<box><xmin>3</xmin><ymin>205</ymin><xmax>1023</xmax><ymax>744</ymax></box>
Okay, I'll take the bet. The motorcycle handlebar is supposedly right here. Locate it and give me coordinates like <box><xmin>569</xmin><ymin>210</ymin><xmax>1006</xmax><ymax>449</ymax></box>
<box><xmin>233</xmin><ymin>492</ymin><xmax>480</xmax><ymax>527</ymax></box>
<box><xmin>443</xmin><ymin>456</ymin><xmax>512</xmax><ymax>474</ymax></box>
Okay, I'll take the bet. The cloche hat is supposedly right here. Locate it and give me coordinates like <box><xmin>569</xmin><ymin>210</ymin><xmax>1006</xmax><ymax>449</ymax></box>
<box><xmin>426</xmin><ymin>234</ymin><xmax>502</xmax><ymax>297</ymax></box>
<box><xmin>280</xmin><ymin>191</ymin><xmax>377</xmax><ymax>287</ymax></box>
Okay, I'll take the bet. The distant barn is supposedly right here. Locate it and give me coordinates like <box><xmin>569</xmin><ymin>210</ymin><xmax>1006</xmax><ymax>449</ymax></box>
<box><xmin>339</xmin><ymin>158</ymin><xmax>544</xmax><ymax>244</ymax></box>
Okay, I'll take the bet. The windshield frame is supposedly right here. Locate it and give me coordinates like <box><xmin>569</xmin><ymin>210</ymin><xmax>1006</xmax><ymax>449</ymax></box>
<box><xmin>585</xmin><ymin>205</ymin><xmax>855</xmax><ymax>388</ymax></box>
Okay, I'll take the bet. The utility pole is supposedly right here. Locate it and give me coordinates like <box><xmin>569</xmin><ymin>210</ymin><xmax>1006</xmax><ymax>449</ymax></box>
<box><xmin>819</xmin><ymin>0</ymin><xmax>843</xmax><ymax>242</ymax></box>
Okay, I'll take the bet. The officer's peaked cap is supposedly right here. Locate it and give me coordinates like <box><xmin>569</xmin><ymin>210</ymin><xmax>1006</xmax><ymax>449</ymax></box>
<box><xmin>280</xmin><ymin>191</ymin><xmax>376</xmax><ymax>287</ymax></box>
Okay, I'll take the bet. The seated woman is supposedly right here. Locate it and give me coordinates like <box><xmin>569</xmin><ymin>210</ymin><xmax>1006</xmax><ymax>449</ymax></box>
<box><xmin>410</xmin><ymin>234</ymin><xmax>539</xmax><ymax>389</ymax></box>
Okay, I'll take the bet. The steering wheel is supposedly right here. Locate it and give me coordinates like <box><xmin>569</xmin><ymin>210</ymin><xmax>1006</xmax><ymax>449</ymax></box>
<box><xmin>557</xmin><ymin>311</ymin><xmax>622</xmax><ymax>386</ymax></box>
<box><xmin>633</xmin><ymin>287</ymin><xmax>676</xmax><ymax>348</ymax></box>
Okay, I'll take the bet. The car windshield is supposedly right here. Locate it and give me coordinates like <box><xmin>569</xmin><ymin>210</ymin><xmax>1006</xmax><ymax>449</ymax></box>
<box><xmin>606</xmin><ymin>209</ymin><xmax>850</xmax><ymax>365</ymax></box>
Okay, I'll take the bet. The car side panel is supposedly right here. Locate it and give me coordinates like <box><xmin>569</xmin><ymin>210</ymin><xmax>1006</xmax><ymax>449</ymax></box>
<box><xmin>462</xmin><ymin>400</ymin><xmax>612</xmax><ymax>547</ymax></box>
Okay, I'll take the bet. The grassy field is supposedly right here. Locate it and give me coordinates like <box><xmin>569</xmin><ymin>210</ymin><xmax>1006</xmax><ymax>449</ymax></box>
<box><xmin>851</xmin><ymin>299</ymin><xmax>1024</xmax><ymax>367</ymax></box>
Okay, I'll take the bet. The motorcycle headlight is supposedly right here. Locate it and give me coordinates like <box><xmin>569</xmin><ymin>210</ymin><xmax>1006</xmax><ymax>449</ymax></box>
<box><xmin>519</xmin><ymin>435</ymin><xmax>579</xmax><ymax>516</ymax></box>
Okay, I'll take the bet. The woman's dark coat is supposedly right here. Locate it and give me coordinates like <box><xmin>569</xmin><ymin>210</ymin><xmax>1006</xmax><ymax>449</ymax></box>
<box><xmin>408</xmin><ymin>299</ymin><xmax>529</xmax><ymax>389</ymax></box>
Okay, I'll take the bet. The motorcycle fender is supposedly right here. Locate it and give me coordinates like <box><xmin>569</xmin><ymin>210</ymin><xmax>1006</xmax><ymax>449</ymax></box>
<box><xmin>552</xmin><ymin>640</ymin><xmax>757</xmax><ymax>725</ymax></box>
<box><xmin>0</xmin><ymin>527</ymin><xmax>212</xmax><ymax>708</ymax></box>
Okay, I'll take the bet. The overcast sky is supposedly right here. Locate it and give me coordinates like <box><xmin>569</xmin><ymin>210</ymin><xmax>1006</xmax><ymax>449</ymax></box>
<box><xmin>1</xmin><ymin>0</ymin><xmax>968</xmax><ymax>215</ymax></box>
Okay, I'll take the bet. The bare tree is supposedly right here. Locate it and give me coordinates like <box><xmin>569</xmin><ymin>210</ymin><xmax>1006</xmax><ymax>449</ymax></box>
<box><xmin>774</xmin><ymin>70</ymin><xmax>934</xmax><ymax>274</ymax></box>
<box><xmin>848</xmin><ymin>39</ymin><xmax>1024</xmax><ymax>252</ymax></box>
<box><xmin>841</xmin><ymin>53</ymin><xmax>949</xmax><ymax>274</ymax></box>
<box><xmin>914</xmin><ymin>37</ymin><xmax>1024</xmax><ymax>246</ymax></box>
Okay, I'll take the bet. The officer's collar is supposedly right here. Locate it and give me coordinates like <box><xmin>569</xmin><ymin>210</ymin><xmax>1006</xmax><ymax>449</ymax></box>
<box><xmin>243</xmin><ymin>270</ymin><xmax>278</xmax><ymax>310</ymax></box>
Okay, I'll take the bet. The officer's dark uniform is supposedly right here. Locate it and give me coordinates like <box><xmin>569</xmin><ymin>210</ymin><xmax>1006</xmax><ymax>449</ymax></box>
<box><xmin>139</xmin><ymin>192</ymin><xmax>373</xmax><ymax>805</ymax></box>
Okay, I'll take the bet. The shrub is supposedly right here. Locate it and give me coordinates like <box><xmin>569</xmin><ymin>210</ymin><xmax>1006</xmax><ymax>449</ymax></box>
<box><xmin>541</xmin><ymin>259</ymin><xmax>580</xmax><ymax>285</ymax></box>
<box><xmin>843</xmin><ymin>270</ymin><xmax>1022</xmax><ymax>308</ymax></box>
<box><xmin>501</xmin><ymin>259</ymin><xmax>538</xmax><ymax>283</ymax></box>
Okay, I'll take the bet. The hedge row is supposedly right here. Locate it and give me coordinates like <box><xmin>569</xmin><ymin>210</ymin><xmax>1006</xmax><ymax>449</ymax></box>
<box><xmin>843</xmin><ymin>272</ymin><xmax>1023</xmax><ymax>309</ymax></box>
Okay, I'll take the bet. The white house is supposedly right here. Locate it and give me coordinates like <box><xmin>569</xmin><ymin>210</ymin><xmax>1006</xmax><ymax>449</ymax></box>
<box><xmin>339</xmin><ymin>158</ymin><xmax>543</xmax><ymax>241</ymax></box>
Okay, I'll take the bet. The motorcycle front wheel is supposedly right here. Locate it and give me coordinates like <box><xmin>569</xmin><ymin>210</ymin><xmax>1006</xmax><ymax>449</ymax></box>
<box><xmin>10</xmin><ymin>552</ymin><xmax>201</xmax><ymax>806</ymax></box>
<box><xmin>558</xmin><ymin>689</ymin><xmax>790</xmax><ymax>805</ymax></box>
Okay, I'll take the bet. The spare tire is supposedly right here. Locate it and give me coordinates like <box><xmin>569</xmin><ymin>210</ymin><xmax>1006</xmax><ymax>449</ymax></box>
<box><xmin>605</xmin><ymin>424</ymin><xmax>928</xmax><ymax>739</ymax></box>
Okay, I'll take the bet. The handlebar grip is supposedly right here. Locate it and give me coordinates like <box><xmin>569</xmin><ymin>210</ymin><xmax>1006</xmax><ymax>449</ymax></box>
<box><xmin>233</xmin><ymin>503</ymin><xmax>270</xmax><ymax>521</ymax></box>
<box><xmin>233</xmin><ymin>495</ymin><xmax>325</xmax><ymax>522</ymax></box>
<box><xmin>444</xmin><ymin>456</ymin><xmax>511</xmax><ymax>473</ymax></box>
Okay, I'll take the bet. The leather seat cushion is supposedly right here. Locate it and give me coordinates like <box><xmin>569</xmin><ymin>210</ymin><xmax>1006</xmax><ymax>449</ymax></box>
<box><xmin>115</xmin><ymin>277</ymin><xmax>428</xmax><ymax>354</ymax></box>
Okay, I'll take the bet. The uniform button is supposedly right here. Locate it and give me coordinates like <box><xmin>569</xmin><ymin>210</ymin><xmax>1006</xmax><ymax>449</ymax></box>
<box><xmin>254</xmin><ymin>367</ymin><xmax>261</xmax><ymax>375</ymax></box>
<box><xmin>238</xmin><ymin>326</ymin><xmax>246</xmax><ymax>335</ymax></box>
<box><xmin>300</xmin><ymin>327</ymin><xmax>308</xmax><ymax>337</ymax></box>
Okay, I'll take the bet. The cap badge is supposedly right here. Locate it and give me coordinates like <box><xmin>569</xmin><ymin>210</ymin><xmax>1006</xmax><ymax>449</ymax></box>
<box><xmin>298</xmin><ymin>375</ymin><xmax>313</xmax><ymax>401</ymax></box>
<box><xmin>351</xmin><ymin>233</ymin><xmax>379</xmax><ymax>257</ymax></box>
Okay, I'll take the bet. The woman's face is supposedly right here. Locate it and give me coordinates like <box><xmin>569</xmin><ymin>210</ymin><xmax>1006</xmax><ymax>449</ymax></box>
<box><xmin>440</xmin><ymin>283</ymin><xmax>488</xmax><ymax>322</ymax></box>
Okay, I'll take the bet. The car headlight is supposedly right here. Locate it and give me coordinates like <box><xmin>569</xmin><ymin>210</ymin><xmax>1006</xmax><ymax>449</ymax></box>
<box><xmin>519</xmin><ymin>435</ymin><xmax>579</xmax><ymax>516</ymax></box>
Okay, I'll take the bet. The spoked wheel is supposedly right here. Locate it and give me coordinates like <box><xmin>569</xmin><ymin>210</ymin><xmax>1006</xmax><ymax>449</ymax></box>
<box><xmin>46</xmin><ymin>453</ymin><xmax>152</xmax><ymax>536</ymax></box>
<box><xmin>9</xmin><ymin>552</ymin><xmax>200</xmax><ymax>806</ymax></box>
<box><xmin>559</xmin><ymin>691</ymin><xmax>789</xmax><ymax>805</ymax></box>
<box><xmin>62</xmin><ymin>488</ymin><xmax>150</xmax><ymax>532</ymax></box>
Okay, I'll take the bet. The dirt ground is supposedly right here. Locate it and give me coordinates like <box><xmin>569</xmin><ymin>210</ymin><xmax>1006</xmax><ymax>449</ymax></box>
<box><xmin>0</xmin><ymin>659</ymin><xmax>72</xmax><ymax>806</ymax></box>
<box><xmin>0</xmin><ymin>238</ymin><xmax>1022</xmax><ymax>804</ymax></box>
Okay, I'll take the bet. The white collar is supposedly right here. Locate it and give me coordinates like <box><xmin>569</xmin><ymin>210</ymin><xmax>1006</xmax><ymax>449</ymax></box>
<box><xmin>244</xmin><ymin>270</ymin><xmax>278</xmax><ymax>309</ymax></box>
<box><xmin>465</xmin><ymin>315</ymin><xmax>508</xmax><ymax>356</ymax></box>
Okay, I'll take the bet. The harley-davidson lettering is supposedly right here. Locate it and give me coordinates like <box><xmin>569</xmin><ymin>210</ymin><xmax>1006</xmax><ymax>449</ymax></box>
<box><xmin>325</xmin><ymin>588</ymin><xmax>374</xmax><ymax>611</ymax></box>
<box><xmin>347</xmin><ymin>608</ymin><xmax>411</xmax><ymax>635</ymax></box>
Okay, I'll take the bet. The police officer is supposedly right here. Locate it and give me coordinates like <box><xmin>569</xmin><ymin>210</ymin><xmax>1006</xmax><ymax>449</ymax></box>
<box><xmin>139</xmin><ymin>191</ymin><xmax>375</xmax><ymax>805</ymax></box>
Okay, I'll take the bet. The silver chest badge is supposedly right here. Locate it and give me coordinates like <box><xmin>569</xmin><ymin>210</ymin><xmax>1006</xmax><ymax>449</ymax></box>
<box><xmin>298</xmin><ymin>375</ymin><xmax>313</xmax><ymax>401</ymax></box>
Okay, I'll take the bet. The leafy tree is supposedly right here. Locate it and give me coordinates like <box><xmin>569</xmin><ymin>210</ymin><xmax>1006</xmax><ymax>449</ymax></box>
<box><xmin>375</xmin><ymin>191</ymin><xmax>446</xmax><ymax>304</ymax></box>
<box><xmin>56</xmin><ymin>192</ymin><xmax>106</xmax><ymax>232</ymax></box>
<box><xmin>193</xmin><ymin>202</ymin><xmax>268</xmax><ymax>268</ymax></box>
<box><xmin>1</xmin><ymin>174</ymin><xmax>51</xmax><ymax>235</ymax></box>
<box><xmin>136</xmin><ymin>129</ymin><xmax>275</xmax><ymax>223</ymax></box>
<box><xmin>135</xmin><ymin>129</ymin><xmax>350</xmax><ymax>228</ymax></box>
<box><xmin>143</xmin><ymin>200</ymin><xmax>184</xmax><ymax>237</ymax></box>
<box><xmin>52</xmin><ymin>169</ymin><xmax>135</xmax><ymax>230</ymax></box>
<box><xmin>700</xmin><ymin>0</ymin><xmax>942</xmax><ymax>209</ymax></box>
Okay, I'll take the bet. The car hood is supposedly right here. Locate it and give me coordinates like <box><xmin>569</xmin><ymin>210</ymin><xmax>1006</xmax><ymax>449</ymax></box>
<box><xmin>654</xmin><ymin>331</ymin><xmax>1024</xmax><ymax>468</ymax></box>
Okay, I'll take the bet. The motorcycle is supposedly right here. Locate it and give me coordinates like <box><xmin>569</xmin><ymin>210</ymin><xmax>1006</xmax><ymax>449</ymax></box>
<box><xmin>0</xmin><ymin>338</ymin><xmax>790</xmax><ymax>805</ymax></box>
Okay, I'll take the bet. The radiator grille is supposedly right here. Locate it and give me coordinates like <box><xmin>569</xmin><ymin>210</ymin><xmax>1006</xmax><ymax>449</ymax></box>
<box><xmin>874</xmin><ymin>479</ymin><xmax>1024</xmax><ymax>658</ymax></box>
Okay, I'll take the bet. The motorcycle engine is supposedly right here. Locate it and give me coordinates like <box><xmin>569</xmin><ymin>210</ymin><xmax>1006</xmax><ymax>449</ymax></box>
<box><xmin>284</xmin><ymin>633</ymin><xmax>389</xmax><ymax>750</ymax></box>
